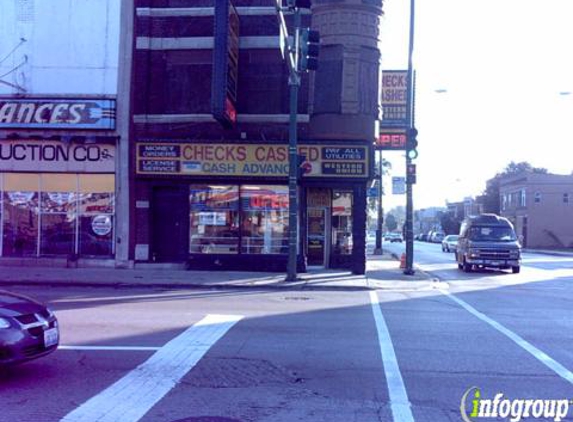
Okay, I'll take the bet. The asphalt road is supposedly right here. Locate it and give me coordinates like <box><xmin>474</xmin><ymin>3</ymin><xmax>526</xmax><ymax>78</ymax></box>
<box><xmin>2</xmin><ymin>245</ymin><xmax>573</xmax><ymax>422</ymax></box>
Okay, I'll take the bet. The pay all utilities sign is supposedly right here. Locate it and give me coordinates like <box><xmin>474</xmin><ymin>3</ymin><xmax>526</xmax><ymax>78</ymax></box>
<box><xmin>381</xmin><ymin>70</ymin><xmax>409</xmax><ymax>128</ymax></box>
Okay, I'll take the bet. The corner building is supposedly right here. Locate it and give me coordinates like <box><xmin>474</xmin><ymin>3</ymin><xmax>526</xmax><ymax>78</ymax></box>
<box><xmin>130</xmin><ymin>0</ymin><xmax>383</xmax><ymax>274</ymax></box>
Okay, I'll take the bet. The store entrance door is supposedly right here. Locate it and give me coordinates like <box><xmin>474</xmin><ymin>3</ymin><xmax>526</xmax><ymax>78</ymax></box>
<box><xmin>152</xmin><ymin>186</ymin><xmax>188</xmax><ymax>262</ymax></box>
<box><xmin>307</xmin><ymin>207</ymin><xmax>329</xmax><ymax>267</ymax></box>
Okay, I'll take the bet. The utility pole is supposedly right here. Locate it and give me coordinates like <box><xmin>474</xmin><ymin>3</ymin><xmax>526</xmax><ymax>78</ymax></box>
<box><xmin>404</xmin><ymin>0</ymin><xmax>417</xmax><ymax>275</ymax></box>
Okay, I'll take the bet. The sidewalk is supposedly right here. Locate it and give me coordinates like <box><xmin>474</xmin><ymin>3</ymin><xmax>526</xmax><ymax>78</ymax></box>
<box><xmin>0</xmin><ymin>253</ymin><xmax>434</xmax><ymax>291</ymax></box>
<box><xmin>523</xmin><ymin>248</ymin><xmax>573</xmax><ymax>257</ymax></box>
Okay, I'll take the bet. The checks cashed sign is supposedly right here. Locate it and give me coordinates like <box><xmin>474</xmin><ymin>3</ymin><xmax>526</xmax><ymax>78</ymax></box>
<box><xmin>136</xmin><ymin>143</ymin><xmax>369</xmax><ymax>178</ymax></box>
<box><xmin>380</xmin><ymin>70</ymin><xmax>408</xmax><ymax>128</ymax></box>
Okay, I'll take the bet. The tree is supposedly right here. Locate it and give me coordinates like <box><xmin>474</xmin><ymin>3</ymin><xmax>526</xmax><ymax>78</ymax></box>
<box><xmin>439</xmin><ymin>211</ymin><xmax>461</xmax><ymax>235</ymax></box>
<box><xmin>385</xmin><ymin>213</ymin><xmax>398</xmax><ymax>232</ymax></box>
<box><xmin>481</xmin><ymin>161</ymin><xmax>548</xmax><ymax>214</ymax></box>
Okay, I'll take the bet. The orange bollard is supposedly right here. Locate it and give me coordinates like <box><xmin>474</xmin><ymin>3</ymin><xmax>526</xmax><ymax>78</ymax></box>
<box><xmin>399</xmin><ymin>253</ymin><xmax>406</xmax><ymax>269</ymax></box>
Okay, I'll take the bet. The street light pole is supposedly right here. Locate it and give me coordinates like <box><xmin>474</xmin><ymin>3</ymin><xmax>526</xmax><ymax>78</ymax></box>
<box><xmin>404</xmin><ymin>0</ymin><xmax>416</xmax><ymax>275</ymax></box>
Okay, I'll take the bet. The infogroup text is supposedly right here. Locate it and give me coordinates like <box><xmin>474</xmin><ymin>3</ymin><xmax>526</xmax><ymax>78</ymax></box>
<box><xmin>460</xmin><ymin>387</ymin><xmax>571</xmax><ymax>422</ymax></box>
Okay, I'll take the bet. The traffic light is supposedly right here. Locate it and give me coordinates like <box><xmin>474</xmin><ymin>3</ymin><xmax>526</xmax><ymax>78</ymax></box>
<box><xmin>406</xmin><ymin>163</ymin><xmax>417</xmax><ymax>184</ymax></box>
<box><xmin>406</xmin><ymin>127</ymin><xmax>418</xmax><ymax>159</ymax></box>
<box><xmin>299</xmin><ymin>28</ymin><xmax>320</xmax><ymax>71</ymax></box>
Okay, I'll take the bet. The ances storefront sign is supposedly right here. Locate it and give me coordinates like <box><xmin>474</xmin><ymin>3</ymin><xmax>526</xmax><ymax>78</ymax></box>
<box><xmin>0</xmin><ymin>140</ymin><xmax>115</xmax><ymax>173</ymax></box>
<box><xmin>136</xmin><ymin>143</ymin><xmax>369</xmax><ymax>178</ymax></box>
<box><xmin>0</xmin><ymin>98</ymin><xmax>116</xmax><ymax>129</ymax></box>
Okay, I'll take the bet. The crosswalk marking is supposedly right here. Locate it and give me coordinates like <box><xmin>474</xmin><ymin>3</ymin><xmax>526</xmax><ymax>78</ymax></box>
<box><xmin>443</xmin><ymin>290</ymin><xmax>573</xmax><ymax>384</ymax></box>
<box><xmin>60</xmin><ymin>314</ymin><xmax>243</xmax><ymax>422</ymax></box>
<box><xmin>369</xmin><ymin>291</ymin><xmax>415</xmax><ymax>422</ymax></box>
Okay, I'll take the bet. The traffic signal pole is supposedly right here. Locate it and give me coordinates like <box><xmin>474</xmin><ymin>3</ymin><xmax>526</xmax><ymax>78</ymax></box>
<box><xmin>404</xmin><ymin>0</ymin><xmax>416</xmax><ymax>275</ymax></box>
<box><xmin>285</xmin><ymin>9</ymin><xmax>301</xmax><ymax>282</ymax></box>
<box><xmin>276</xmin><ymin>0</ymin><xmax>319</xmax><ymax>281</ymax></box>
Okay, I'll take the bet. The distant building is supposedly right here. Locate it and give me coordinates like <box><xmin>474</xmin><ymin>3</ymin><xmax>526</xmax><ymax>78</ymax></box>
<box><xmin>499</xmin><ymin>173</ymin><xmax>573</xmax><ymax>249</ymax></box>
<box><xmin>415</xmin><ymin>207</ymin><xmax>445</xmax><ymax>236</ymax></box>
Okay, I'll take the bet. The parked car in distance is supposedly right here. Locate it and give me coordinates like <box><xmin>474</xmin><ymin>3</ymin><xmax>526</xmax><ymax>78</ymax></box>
<box><xmin>384</xmin><ymin>232</ymin><xmax>403</xmax><ymax>243</ymax></box>
<box><xmin>0</xmin><ymin>290</ymin><xmax>59</xmax><ymax>366</ymax></box>
<box><xmin>442</xmin><ymin>234</ymin><xmax>459</xmax><ymax>252</ymax></box>
<box><xmin>430</xmin><ymin>231</ymin><xmax>445</xmax><ymax>243</ymax></box>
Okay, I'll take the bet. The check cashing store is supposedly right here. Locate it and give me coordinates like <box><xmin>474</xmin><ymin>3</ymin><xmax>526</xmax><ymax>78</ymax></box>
<box><xmin>134</xmin><ymin>140</ymin><xmax>371</xmax><ymax>274</ymax></box>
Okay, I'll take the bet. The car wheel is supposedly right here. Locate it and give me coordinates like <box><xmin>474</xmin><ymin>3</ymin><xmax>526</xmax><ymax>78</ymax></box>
<box><xmin>463</xmin><ymin>257</ymin><xmax>472</xmax><ymax>273</ymax></box>
<box><xmin>512</xmin><ymin>266</ymin><xmax>520</xmax><ymax>274</ymax></box>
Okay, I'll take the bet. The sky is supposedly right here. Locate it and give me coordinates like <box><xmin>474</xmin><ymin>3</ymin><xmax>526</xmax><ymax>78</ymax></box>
<box><xmin>379</xmin><ymin>0</ymin><xmax>573</xmax><ymax>211</ymax></box>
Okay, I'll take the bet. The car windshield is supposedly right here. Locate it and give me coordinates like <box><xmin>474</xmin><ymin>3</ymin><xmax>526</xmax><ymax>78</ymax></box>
<box><xmin>468</xmin><ymin>226</ymin><xmax>517</xmax><ymax>242</ymax></box>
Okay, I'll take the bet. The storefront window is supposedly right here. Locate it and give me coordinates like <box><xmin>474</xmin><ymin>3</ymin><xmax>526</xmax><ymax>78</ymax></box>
<box><xmin>332</xmin><ymin>190</ymin><xmax>353</xmax><ymax>255</ymax></box>
<box><xmin>3</xmin><ymin>191</ymin><xmax>39</xmax><ymax>256</ymax></box>
<box><xmin>78</xmin><ymin>175</ymin><xmax>115</xmax><ymax>256</ymax></box>
<box><xmin>40</xmin><ymin>212</ymin><xmax>76</xmax><ymax>255</ymax></box>
<box><xmin>189</xmin><ymin>185</ymin><xmax>239</xmax><ymax>254</ymax></box>
<box><xmin>189</xmin><ymin>185</ymin><xmax>289</xmax><ymax>255</ymax></box>
<box><xmin>2</xmin><ymin>174</ymin><xmax>40</xmax><ymax>256</ymax></box>
<box><xmin>241</xmin><ymin>186</ymin><xmax>288</xmax><ymax>254</ymax></box>
<box><xmin>1</xmin><ymin>173</ymin><xmax>115</xmax><ymax>258</ymax></box>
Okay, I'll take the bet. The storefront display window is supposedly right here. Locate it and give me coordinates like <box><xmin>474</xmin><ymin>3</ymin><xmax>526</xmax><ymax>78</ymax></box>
<box><xmin>3</xmin><ymin>191</ymin><xmax>39</xmax><ymax>256</ymax></box>
<box><xmin>78</xmin><ymin>175</ymin><xmax>115</xmax><ymax>256</ymax></box>
<box><xmin>240</xmin><ymin>186</ymin><xmax>289</xmax><ymax>254</ymax></box>
<box><xmin>0</xmin><ymin>173</ymin><xmax>115</xmax><ymax>258</ymax></box>
<box><xmin>40</xmin><ymin>211</ymin><xmax>76</xmax><ymax>255</ymax></box>
<box><xmin>189</xmin><ymin>185</ymin><xmax>239</xmax><ymax>254</ymax></box>
<box><xmin>332</xmin><ymin>190</ymin><xmax>353</xmax><ymax>255</ymax></box>
<box><xmin>2</xmin><ymin>174</ymin><xmax>40</xmax><ymax>256</ymax></box>
<box><xmin>189</xmin><ymin>185</ymin><xmax>289</xmax><ymax>255</ymax></box>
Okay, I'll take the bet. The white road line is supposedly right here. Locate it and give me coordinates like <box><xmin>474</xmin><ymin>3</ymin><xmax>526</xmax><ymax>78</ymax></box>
<box><xmin>59</xmin><ymin>345</ymin><xmax>160</xmax><ymax>351</ymax></box>
<box><xmin>442</xmin><ymin>290</ymin><xmax>573</xmax><ymax>384</ymax></box>
<box><xmin>369</xmin><ymin>291</ymin><xmax>415</xmax><ymax>422</ymax></box>
<box><xmin>60</xmin><ymin>314</ymin><xmax>243</xmax><ymax>422</ymax></box>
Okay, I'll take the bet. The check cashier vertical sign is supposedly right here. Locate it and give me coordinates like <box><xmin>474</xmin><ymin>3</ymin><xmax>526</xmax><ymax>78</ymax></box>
<box><xmin>461</xmin><ymin>387</ymin><xmax>572</xmax><ymax>422</ymax></box>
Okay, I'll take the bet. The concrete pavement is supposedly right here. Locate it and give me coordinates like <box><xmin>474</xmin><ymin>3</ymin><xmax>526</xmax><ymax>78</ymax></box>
<box><xmin>0</xmin><ymin>253</ymin><xmax>434</xmax><ymax>291</ymax></box>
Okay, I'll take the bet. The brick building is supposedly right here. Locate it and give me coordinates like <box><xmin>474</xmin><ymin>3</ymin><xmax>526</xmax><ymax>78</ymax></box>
<box><xmin>499</xmin><ymin>172</ymin><xmax>573</xmax><ymax>249</ymax></box>
<box><xmin>126</xmin><ymin>0</ymin><xmax>383</xmax><ymax>273</ymax></box>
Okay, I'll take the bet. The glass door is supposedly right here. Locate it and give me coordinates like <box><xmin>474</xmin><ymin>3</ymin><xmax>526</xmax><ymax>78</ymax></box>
<box><xmin>307</xmin><ymin>207</ymin><xmax>327</xmax><ymax>267</ymax></box>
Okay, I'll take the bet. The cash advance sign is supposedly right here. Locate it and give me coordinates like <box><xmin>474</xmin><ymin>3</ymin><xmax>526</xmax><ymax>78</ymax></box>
<box><xmin>137</xmin><ymin>143</ymin><xmax>369</xmax><ymax>178</ymax></box>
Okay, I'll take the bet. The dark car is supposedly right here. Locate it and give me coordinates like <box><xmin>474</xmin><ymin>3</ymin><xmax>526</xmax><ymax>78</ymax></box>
<box><xmin>0</xmin><ymin>290</ymin><xmax>59</xmax><ymax>365</ymax></box>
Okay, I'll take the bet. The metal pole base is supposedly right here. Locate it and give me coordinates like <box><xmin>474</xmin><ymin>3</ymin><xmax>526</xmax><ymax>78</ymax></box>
<box><xmin>373</xmin><ymin>247</ymin><xmax>383</xmax><ymax>255</ymax></box>
<box><xmin>403</xmin><ymin>268</ymin><xmax>416</xmax><ymax>275</ymax></box>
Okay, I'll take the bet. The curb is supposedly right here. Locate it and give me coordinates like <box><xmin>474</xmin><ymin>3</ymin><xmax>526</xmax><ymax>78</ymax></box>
<box><xmin>0</xmin><ymin>279</ymin><xmax>375</xmax><ymax>292</ymax></box>
<box><xmin>385</xmin><ymin>252</ymin><xmax>436</xmax><ymax>281</ymax></box>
